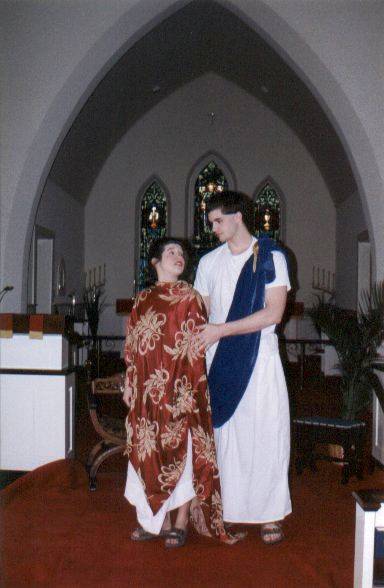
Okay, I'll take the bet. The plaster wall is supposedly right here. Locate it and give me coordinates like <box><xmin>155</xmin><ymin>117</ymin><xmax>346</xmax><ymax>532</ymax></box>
<box><xmin>336</xmin><ymin>193</ymin><xmax>367</xmax><ymax>311</ymax></box>
<box><xmin>265</xmin><ymin>0</ymin><xmax>384</xmax><ymax>169</ymax></box>
<box><xmin>0</xmin><ymin>0</ymin><xmax>131</xmax><ymax>240</ymax></box>
<box><xmin>85</xmin><ymin>74</ymin><xmax>335</xmax><ymax>335</ymax></box>
<box><xmin>33</xmin><ymin>178</ymin><xmax>85</xmax><ymax>307</ymax></box>
<box><xmin>257</xmin><ymin>0</ymin><xmax>384</xmax><ymax>273</ymax></box>
<box><xmin>1</xmin><ymin>0</ymin><xmax>383</xmax><ymax>312</ymax></box>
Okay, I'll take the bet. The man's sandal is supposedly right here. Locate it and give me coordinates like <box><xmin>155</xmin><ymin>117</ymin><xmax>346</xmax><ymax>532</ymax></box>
<box><xmin>164</xmin><ymin>527</ymin><xmax>188</xmax><ymax>549</ymax></box>
<box><xmin>131</xmin><ymin>526</ymin><xmax>171</xmax><ymax>542</ymax></box>
<box><xmin>260</xmin><ymin>522</ymin><xmax>284</xmax><ymax>545</ymax></box>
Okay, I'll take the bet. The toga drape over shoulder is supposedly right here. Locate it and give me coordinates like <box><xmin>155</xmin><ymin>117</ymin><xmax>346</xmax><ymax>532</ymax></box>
<box><xmin>124</xmin><ymin>280</ymin><xmax>237</xmax><ymax>543</ymax></box>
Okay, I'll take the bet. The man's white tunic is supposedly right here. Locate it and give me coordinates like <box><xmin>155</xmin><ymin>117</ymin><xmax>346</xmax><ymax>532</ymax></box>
<box><xmin>194</xmin><ymin>238</ymin><xmax>292</xmax><ymax>523</ymax></box>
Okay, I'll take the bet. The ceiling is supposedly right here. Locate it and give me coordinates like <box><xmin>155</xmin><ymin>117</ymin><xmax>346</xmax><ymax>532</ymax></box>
<box><xmin>49</xmin><ymin>0</ymin><xmax>357</xmax><ymax>206</ymax></box>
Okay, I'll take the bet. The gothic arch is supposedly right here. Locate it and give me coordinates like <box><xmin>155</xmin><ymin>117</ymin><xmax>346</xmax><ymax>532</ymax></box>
<box><xmin>135</xmin><ymin>175</ymin><xmax>170</xmax><ymax>291</ymax></box>
<box><xmin>185</xmin><ymin>151</ymin><xmax>236</xmax><ymax>238</ymax></box>
<box><xmin>253</xmin><ymin>176</ymin><xmax>286</xmax><ymax>242</ymax></box>
<box><xmin>2</xmin><ymin>0</ymin><xmax>383</xmax><ymax>311</ymax></box>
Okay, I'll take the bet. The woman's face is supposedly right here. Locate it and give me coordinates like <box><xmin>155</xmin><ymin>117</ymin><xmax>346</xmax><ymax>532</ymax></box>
<box><xmin>152</xmin><ymin>243</ymin><xmax>185</xmax><ymax>282</ymax></box>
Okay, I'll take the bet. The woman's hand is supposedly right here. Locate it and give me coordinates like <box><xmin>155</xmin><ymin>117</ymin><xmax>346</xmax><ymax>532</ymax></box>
<box><xmin>195</xmin><ymin>323</ymin><xmax>223</xmax><ymax>351</ymax></box>
<box><xmin>123</xmin><ymin>385</ymin><xmax>133</xmax><ymax>407</ymax></box>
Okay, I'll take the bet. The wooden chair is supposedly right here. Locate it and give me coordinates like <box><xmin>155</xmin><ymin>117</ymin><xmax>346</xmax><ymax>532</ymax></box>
<box><xmin>293</xmin><ymin>416</ymin><xmax>366</xmax><ymax>484</ymax></box>
<box><xmin>86</xmin><ymin>372</ymin><xmax>126</xmax><ymax>490</ymax></box>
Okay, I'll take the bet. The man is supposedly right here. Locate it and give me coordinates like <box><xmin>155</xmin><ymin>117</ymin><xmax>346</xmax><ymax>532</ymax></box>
<box><xmin>194</xmin><ymin>190</ymin><xmax>291</xmax><ymax>544</ymax></box>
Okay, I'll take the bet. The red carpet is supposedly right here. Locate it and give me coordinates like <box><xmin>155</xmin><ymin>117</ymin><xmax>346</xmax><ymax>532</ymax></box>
<box><xmin>2</xmin><ymin>457</ymin><xmax>384</xmax><ymax>587</ymax></box>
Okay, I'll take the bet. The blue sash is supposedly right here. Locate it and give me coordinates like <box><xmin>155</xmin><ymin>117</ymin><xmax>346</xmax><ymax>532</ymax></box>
<box><xmin>208</xmin><ymin>237</ymin><xmax>286</xmax><ymax>428</ymax></box>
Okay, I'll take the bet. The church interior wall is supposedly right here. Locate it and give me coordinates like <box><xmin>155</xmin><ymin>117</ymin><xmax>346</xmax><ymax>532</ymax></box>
<box><xmin>85</xmin><ymin>73</ymin><xmax>336</xmax><ymax>335</ymax></box>
<box><xmin>30</xmin><ymin>178</ymin><xmax>85</xmax><ymax>310</ymax></box>
<box><xmin>1</xmin><ymin>0</ymin><xmax>383</xmax><ymax>314</ymax></box>
<box><xmin>0</xmin><ymin>0</ymin><xmax>130</xmax><ymax>262</ymax></box>
<box><xmin>266</xmin><ymin>0</ymin><xmax>384</xmax><ymax>170</ymax></box>
<box><xmin>336</xmin><ymin>192</ymin><xmax>367</xmax><ymax>311</ymax></box>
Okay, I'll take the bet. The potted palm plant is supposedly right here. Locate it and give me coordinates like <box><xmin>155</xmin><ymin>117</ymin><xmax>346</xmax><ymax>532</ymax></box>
<box><xmin>308</xmin><ymin>281</ymin><xmax>384</xmax><ymax>422</ymax></box>
<box><xmin>83</xmin><ymin>284</ymin><xmax>106</xmax><ymax>344</ymax></box>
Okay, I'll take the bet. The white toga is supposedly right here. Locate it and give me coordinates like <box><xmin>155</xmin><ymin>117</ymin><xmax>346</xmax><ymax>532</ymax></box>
<box><xmin>194</xmin><ymin>238</ymin><xmax>292</xmax><ymax>523</ymax></box>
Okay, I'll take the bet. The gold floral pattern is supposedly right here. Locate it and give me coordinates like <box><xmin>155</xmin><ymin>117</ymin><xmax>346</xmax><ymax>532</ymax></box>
<box><xmin>165</xmin><ymin>375</ymin><xmax>198</xmax><ymax>418</ymax></box>
<box><xmin>143</xmin><ymin>368</ymin><xmax>169</xmax><ymax>405</ymax></box>
<box><xmin>190</xmin><ymin>499</ymin><xmax>211</xmax><ymax>537</ymax></box>
<box><xmin>130</xmin><ymin>307</ymin><xmax>166</xmax><ymax>355</ymax></box>
<box><xmin>133</xmin><ymin>288</ymin><xmax>152</xmax><ymax>308</ymax></box>
<box><xmin>158</xmin><ymin>455</ymin><xmax>187</xmax><ymax>493</ymax></box>
<box><xmin>159</xmin><ymin>281</ymin><xmax>203</xmax><ymax>309</ymax></box>
<box><xmin>160</xmin><ymin>419</ymin><xmax>186</xmax><ymax>449</ymax></box>
<box><xmin>210</xmin><ymin>490</ymin><xmax>226</xmax><ymax>536</ymax></box>
<box><xmin>124</xmin><ymin>281</ymin><xmax>240</xmax><ymax>544</ymax></box>
<box><xmin>136</xmin><ymin>417</ymin><xmax>159</xmax><ymax>462</ymax></box>
<box><xmin>125</xmin><ymin>417</ymin><xmax>133</xmax><ymax>455</ymax></box>
<box><xmin>164</xmin><ymin>318</ymin><xmax>203</xmax><ymax>364</ymax></box>
<box><xmin>192</xmin><ymin>425</ymin><xmax>218</xmax><ymax>468</ymax></box>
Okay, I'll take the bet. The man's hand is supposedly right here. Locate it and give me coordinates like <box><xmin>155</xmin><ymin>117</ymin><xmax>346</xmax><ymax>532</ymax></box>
<box><xmin>195</xmin><ymin>323</ymin><xmax>223</xmax><ymax>351</ymax></box>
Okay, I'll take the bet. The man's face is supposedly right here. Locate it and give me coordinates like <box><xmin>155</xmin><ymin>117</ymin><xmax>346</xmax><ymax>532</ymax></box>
<box><xmin>208</xmin><ymin>208</ymin><xmax>241</xmax><ymax>243</ymax></box>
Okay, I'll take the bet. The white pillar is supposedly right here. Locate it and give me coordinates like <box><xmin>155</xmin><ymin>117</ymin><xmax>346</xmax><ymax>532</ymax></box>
<box><xmin>354</xmin><ymin>503</ymin><xmax>376</xmax><ymax>587</ymax></box>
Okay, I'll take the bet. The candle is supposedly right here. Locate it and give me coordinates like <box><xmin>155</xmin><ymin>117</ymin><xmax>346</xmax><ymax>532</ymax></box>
<box><xmin>317</xmin><ymin>267</ymin><xmax>320</xmax><ymax>286</ymax></box>
<box><xmin>312</xmin><ymin>266</ymin><xmax>315</xmax><ymax>288</ymax></box>
<box><xmin>98</xmin><ymin>265</ymin><xmax>101</xmax><ymax>284</ymax></box>
<box><xmin>103</xmin><ymin>263</ymin><xmax>106</xmax><ymax>282</ymax></box>
<box><xmin>322</xmin><ymin>269</ymin><xmax>325</xmax><ymax>286</ymax></box>
<box><xmin>93</xmin><ymin>267</ymin><xmax>96</xmax><ymax>286</ymax></box>
<box><xmin>327</xmin><ymin>271</ymin><xmax>330</xmax><ymax>290</ymax></box>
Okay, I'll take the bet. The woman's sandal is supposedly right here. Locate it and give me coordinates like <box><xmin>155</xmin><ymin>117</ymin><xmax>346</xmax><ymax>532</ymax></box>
<box><xmin>260</xmin><ymin>522</ymin><xmax>284</xmax><ymax>545</ymax></box>
<box><xmin>164</xmin><ymin>527</ymin><xmax>188</xmax><ymax>549</ymax></box>
<box><xmin>131</xmin><ymin>526</ymin><xmax>171</xmax><ymax>542</ymax></box>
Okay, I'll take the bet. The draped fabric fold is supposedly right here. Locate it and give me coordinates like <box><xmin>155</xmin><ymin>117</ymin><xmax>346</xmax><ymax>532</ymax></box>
<box><xmin>208</xmin><ymin>237</ymin><xmax>286</xmax><ymax>428</ymax></box>
<box><xmin>124</xmin><ymin>280</ymin><xmax>241</xmax><ymax>543</ymax></box>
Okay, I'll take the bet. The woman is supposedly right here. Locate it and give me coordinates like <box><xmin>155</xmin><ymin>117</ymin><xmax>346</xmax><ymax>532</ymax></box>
<box><xmin>123</xmin><ymin>237</ymin><xmax>240</xmax><ymax>548</ymax></box>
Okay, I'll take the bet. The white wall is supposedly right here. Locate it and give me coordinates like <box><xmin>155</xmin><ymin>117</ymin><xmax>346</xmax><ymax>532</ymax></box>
<box><xmin>262</xmin><ymin>0</ymin><xmax>384</xmax><ymax>274</ymax></box>
<box><xmin>85</xmin><ymin>73</ymin><xmax>335</xmax><ymax>334</ymax></box>
<box><xmin>33</xmin><ymin>178</ymin><xmax>84</xmax><ymax>307</ymax></box>
<box><xmin>336</xmin><ymin>192</ymin><xmax>367</xmax><ymax>310</ymax></box>
<box><xmin>1</xmin><ymin>0</ymin><xmax>383</xmax><ymax>312</ymax></box>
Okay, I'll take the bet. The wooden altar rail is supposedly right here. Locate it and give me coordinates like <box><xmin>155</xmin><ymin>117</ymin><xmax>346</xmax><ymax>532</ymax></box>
<box><xmin>283</xmin><ymin>338</ymin><xmax>334</xmax><ymax>390</ymax></box>
<box><xmin>80</xmin><ymin>335</ymin><xmax>125</xmax><ymax>377</ymax></box>
<box><xmin>79</xmin><ymin>335</ymin><xmax>333</xmax><ymax>384</ymax></box>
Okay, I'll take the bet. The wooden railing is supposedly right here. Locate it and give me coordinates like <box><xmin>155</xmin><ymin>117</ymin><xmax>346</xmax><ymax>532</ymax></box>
<box><xmin>78</xmin><ymin>334</ymin><xmax>334</xmax><ymax>385</ymax></box>
<box><xmin>283</xmin><ymin>338</ymin><xmax>334</xmax><ymax>390</ymax></box>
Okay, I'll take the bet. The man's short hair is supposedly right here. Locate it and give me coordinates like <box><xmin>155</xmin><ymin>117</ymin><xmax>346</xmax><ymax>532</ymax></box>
<box><xmin>206</xmin><ymin>190</ymin><xmax>255</xmax><ymax>233</ymax></box>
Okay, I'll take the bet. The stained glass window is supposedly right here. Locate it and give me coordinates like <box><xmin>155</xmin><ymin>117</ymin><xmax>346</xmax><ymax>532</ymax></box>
<box><xmin>254</xmin><ymin>181</ymin><xmax>281</xmax><ymax>240</ymax></box>
<box><xmin>193</xmin><ymin>161</ymin><xmax>228</xmax><ymax>257</ymax></box>
<box><xmin>138</xmin><ymin>181</ymin><xmax>167</xmax><ymax>291</ymax></box>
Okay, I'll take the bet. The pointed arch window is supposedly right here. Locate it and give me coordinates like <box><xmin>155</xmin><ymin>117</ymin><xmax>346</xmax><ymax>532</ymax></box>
<box><xmin>138</xmin><ymin>181</ymin><xmax>167</xmax><ymax>291</ymax></box>
<box><xmin>254</xmin><ymin>181</ymin><xmax>281</xmax><ymax>241</ymax></box>
<box><xmin>193</xmin><ymin>161</ymin><xmax>228</xmax><ymax>256</ymax></box>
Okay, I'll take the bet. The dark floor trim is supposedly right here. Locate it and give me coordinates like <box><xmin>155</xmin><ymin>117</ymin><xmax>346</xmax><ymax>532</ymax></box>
<box><xmin>0</xmin><ymin>469</ymin><xmax>27</xmax><ymax>490</ymax></box>
<box><xmin>0</xmin><ymin>367</ymin><xmax>76</xmax><ymax>376</ymax></box>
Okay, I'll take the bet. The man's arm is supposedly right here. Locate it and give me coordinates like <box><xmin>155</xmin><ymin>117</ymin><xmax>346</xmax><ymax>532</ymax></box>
<box><xmin>196</xmin><ymin>286</ymin><xmax>287</xmax><ymax>349</ymax></box>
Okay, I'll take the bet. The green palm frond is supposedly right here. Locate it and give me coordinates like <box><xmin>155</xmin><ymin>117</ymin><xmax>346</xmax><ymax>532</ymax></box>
<box><xmin>308</xmin><ymin>280</ymin><xmax>384</xmax><ymax>419</ymax></box>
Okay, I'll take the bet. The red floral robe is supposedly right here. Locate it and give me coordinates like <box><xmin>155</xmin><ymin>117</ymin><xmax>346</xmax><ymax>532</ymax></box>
<box><xmin>124</xmin><ymin>281</ymin><xmax>238</xmax><ymax>543</ymax></box>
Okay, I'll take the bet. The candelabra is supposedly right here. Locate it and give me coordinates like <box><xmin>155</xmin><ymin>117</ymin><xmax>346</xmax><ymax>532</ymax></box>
<box><xmin>85</xmin><ymin>263</ymin><xmax>106</xmax><ymax>289</ymax></box>
<box><xmin>312</xmin><ymin>265</ymin><xmax>335</xmax><ymax>301</ymax></box>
